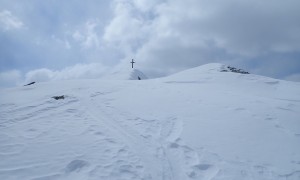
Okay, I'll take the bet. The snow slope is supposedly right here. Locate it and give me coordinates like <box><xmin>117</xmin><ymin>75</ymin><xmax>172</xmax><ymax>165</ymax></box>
<box><xmin>0</xmin><ymin>63</ymin><xmax>300</xmax><ymax>180</ymax></box>
<box><xmin>104</xmin><ymin>66</ymin><xmax>147</xmax><ymax>80</ymax></box>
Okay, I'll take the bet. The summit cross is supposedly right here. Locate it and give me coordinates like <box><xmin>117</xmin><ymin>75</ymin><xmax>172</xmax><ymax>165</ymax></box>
<box><xmin>130</xmin><ymin>59</ymin><xmax>135</xmax><ymax>68</ymax></box>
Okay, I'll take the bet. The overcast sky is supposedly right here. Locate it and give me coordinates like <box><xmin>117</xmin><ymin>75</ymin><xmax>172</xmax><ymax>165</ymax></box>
<box><xmin>1</xmin><ymin>0</ymin><xmax>300</xmax><ymax>87</ymax></box>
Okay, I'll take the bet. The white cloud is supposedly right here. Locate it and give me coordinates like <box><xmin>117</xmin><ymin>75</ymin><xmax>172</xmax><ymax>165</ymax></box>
<box><xmin>102</xmin><ymin>0</ymin><xmax>154</xmax><ymax>56</ymax></box>
<box><xmin>24</xmin><ymin>63</ymin><xmax>109</xmax><ymax>84</ymax></box>
<box><xmin>101</xmin><ymin>0</ymin><xmax>300</xmax><ymax>76</ymax></box>
<box><xmin>0</xmin><ymin>70</ymin><xmax>22</xmax><ymax>87</ymax></box>
<box><xmin>132</xmin><ymin>0</ymin><xmax>161</xmax><ymax>12</ymax></box>
<box><xmin>72</xmin><ymin>20</ymin><xmax>101</xmax><ymax>49</ymax></box>
<box><xmin>24</xmin><ymin>68</ymin><xmax>55</xmax><ymax>83</ymax></box>
<box><xmin>285</xmin><ymin>73</ymin><xmax>300</xmax><ymax>82</ymax></box>
<box><xmin>51</xmin><ymin>35</ymin><xmax>72</xmax><ymax>49</ymax></box>
<box><xmin>0</xmin><ymin>10</ymin><xmax>23</xmax><ymax>31</ymax></box>
<box><xmin>72</xmin><ymin>31</ymin><xmax>84</xmax><ymax>42</ymax></box>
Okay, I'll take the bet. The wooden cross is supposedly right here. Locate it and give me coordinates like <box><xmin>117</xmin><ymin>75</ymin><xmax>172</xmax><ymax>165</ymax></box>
<box><xmin>130</xmin><ymin>59</ymin><xmax>135</xmax><ymax>68</ymax></box>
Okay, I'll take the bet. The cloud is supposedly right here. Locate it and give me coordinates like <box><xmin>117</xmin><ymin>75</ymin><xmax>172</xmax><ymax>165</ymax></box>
<box><xmin>285</xmin><ymin>73</ymin><xmax>300</xmax><ymax>82</ymax></box>
<box><xmin>72</xmin><ymin>20</ymin><xmax>101</xmax><ymax>49</ymax></box>
<box><xmin>0</xmin><ymin>0</ymin><xmax>115</xmax><ymax>72</ymax></box>
<box><xmin>24</xmin><ymin>68</ymin><xmax>54</xmax><ymax>83</ymax></box>
<box><xmin>0</xmin><ymin>63</ymin><xmax>111</xmax><ymax>87</ymax></box>
<box><xmin>0</xmin><ymin>10</ymin><xmax>23</xmax><ymax>31</ymax></box>
<box><xmin>103</xmin><ymin>0</ymin><xmax>154</xmax><ymax>56</ymax></box>
<box><xmin>24</xmin><ymin>63</ymin><xmax>109</xmax><ymax>84</ymax></box>
<box><xmin>103</xmin><ymin>0</ymin><xmax>300</xmax><ymax>78</ymax></box>
<box><xmin>0</xmin><ymin>70</ymin><xmax>22</xmax><ymax>87</ymax></box>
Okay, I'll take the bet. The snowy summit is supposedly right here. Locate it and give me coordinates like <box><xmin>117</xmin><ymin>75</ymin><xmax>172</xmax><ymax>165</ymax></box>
<box><xmin>104</xmin><ymin>65</ymin><xmax>148</xmax><ymax>80</ymax></box>
<box><xmin>0</xmin><ymin>63</ymin><xmax>300</xmax><ymax>180</ymax></box>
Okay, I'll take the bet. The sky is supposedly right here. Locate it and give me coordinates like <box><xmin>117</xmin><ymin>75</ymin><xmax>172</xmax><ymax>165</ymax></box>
<box><xmin>0</xmin><ymin>0</ymin><xmax>300</xmax><ymax>87</ymax></box>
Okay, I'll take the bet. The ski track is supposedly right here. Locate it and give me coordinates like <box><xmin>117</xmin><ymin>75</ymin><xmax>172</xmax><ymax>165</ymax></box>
<box><xmin>82</xmin><ymin>91</ymin><xmax>169</xmax><ymax>179</ymax></box>
<box><xmin>82</xmin><ymin>86</ymin><xmax>299</xmax><ymax>180</ymax></box>
<box><xmin>82</xmin><ymin>88</ymin><xmax>225</xmax><ymax>180</ymax></box>
<box><xmin>0</xmin><ymin>96</ymin><xmax>78</xmax><ymax>127</ymax></box>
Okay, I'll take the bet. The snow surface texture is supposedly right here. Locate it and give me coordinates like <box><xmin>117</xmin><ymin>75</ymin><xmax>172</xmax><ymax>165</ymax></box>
<box><xmin>0</xmin><ymin>63</ymin><xmax>300</xmax><ymax>180</ymax></box>
<box><xmin>104</xmin><ymin>66</ymin><xmax>148</xmax><ymax>80</ymax></box>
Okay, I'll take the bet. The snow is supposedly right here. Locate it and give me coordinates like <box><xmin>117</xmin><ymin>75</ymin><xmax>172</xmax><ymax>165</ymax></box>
<box><xmin>104</xmin><ymin>66</ymin><xmax>147</xmax><ymax>80</ymax></box>
<box><xmin>0</xmin><ymin>63</ymin><xmax>300</xmax><ymax>180</ymax></box>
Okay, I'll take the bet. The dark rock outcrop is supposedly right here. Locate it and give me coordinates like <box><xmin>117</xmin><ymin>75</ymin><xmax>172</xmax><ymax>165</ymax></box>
<box><xmin>24</xmin><ymin>82</ymin><xmax>36</xmax><ymax>86</ymax></box>
<box><xmin>52</xmin><ymin>95</ymin><xmax>65</xmax><ymax>100</ymax></box>
<box><xmin>222</xmin><ymin>66</ymin><xmax>249</xmax><ymax>74</ymax></box>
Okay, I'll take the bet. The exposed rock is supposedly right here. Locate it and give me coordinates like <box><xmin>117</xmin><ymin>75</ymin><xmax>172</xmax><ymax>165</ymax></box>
<box><xmin>52</xmin><ymin>95</ymin><xmax>65</xmax><ymax>100</ymax></box>
<box><xmin>222</xmin><ymin>66</ymin><xmax>249</xmax><ymax>74</ymax></box>
<box><xmin>24</xmin><ymin>82</ymin><xmax>35</xmax><ymax>86</ymax></box>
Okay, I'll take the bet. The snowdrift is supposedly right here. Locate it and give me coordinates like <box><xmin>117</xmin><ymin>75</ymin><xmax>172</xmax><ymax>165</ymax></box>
<box><xmin>0</xmin><ymin>63</ymin><xmax>300</xmax><ymax>180</ymax></box>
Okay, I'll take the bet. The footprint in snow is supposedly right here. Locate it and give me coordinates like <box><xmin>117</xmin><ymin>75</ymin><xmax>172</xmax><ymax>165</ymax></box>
<box><xmin>65</xmin><ymin>160</ymin><xmax>89</xmax><ymax>173</ymax></box>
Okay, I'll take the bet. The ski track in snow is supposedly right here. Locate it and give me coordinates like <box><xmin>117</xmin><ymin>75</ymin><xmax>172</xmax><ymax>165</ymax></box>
<box><xmin>81</xmin><ymin>88</ymin><xmax>215</xmax><ymax>180</ymax></box>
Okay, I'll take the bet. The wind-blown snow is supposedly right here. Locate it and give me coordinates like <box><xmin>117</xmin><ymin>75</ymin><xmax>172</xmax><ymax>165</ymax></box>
<box><xmin>0</xmin><ymin>63</ymin><xmax>300</xmax><ymax>180</ymax></box>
